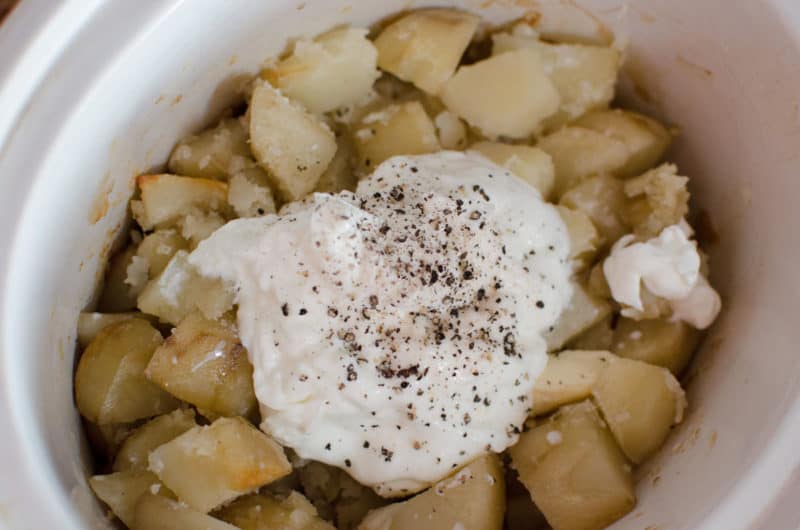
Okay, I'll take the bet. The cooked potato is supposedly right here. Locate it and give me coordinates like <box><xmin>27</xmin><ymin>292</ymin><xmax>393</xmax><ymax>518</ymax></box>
<box><xmin>470</xmin><ymin>141</ymin><xmax>555</xmax><ymax>199</ymax></box>
<box><xmin>335</xmin><ymin>483</ymin><xmax>388</xmax><ymax>530</ymax></box>
<box><xmin>545</xmin><ymin>281</ymin><xmax>613</xmax><ymax>352</ymax></box>
<box><xmin>146</xmin><ymin>312</ymin><xmax>257</xmax><ymax>419</ymax></box>
<box><xmin>374</xmin><ymin>8</ymin><xmax>480</xmax><ymax>94</ymax></box>
<box><xmin>567</xmin><ymin>314</ymin><xmax>614</xmax><ymax>351</ymax></box>
<box><xmin>584</xmin><ymin>261</ymin><xmax>612</xmax><ymax>300</ymax></box>
<box><xmin>538</xmin><ymin>127</ymin><xmax>628</xmax><ymax>198</ymax></box>
<box><xmin>227</xmin><ymin>166</ymin><xmax>277</xmax><ymax>218</ymax></box>
<box><xmin>622</xmin><ymin>163</ymin><xmax>690</xmax><ymax>238</ymax></box>
<box><xmin>267</xmin><ymin>27</ymin><xmax>379</xmax><ymax>114</ymax></box>
<box><xmin>434</xmin><ymin>110</ymin><xmax>468</xmax><ymax>150</ymax></box>
<box><xmin>531</xmin><ymin>350</ymin><xmax>614</xmax><ymax>416</ymax></box>
<box><xmin>132</xmin><ymin>174</ymin><xmax>229</xmax><ymax>231</ymax></box>
<box><xmin>574</xmin><ymin>109</ymin><xmax>671</xmax><ymax>177</ymax></box>
<box><xmin>556</xmin><ymin>205</ymin><xmax>601</xmax><ymax>270</ymax></box>
<box><xmin>135</xmin><ymin>230</ymin><xmax>190</xmax><ymax>277</ymax></box>
<box><xmin>89</xmin><ymin>470</ymin><xmax>173</xmax><ymax>527</ymax></box>
<box><xmin>612</xmin><ymin>317</ymin><xmax>700</xmax><ymax>375</ymax></box>
<box><xmin>84</xmin><ymin>421</ymin><xmax>138</xmax><ymax>466</ymax></box>
<box><xmin>133</xmin><ymin>494</ymin><xmax>237</xmax><ymax>530</ymax></box>
<box><xmin>592</xmin><ymin>357</ymin><xmax>687</xmax><ymax>463</ymax></box>
<box><xmin>354</xmin><ymin>101</ymin><xmax>440</xmax><ymax>169</ymax></box>
<box><xmin>114</xmin><ymin>409</ymin><xmax>197</xmax><ymax>472</ymax></box>
<box><xmin>98</xmin><ymin>244</ymin><xmax>140</xmax><ymax>312</ymax></box>
<box><xmin>168</xmin><ymin>117</ymin><xmax>251</xmax><ymax>180</ymax></box>
<box><xmin>75</xmin><ymin>319</ymin><xmax>178</xmax><ymax>425</ymax></box>
<box><xmin>559</xmin><ymin>173</ymin><xmax>629</xmax><ymax>245</ymax></box>
<box><xmin>441</xmin><ymin>49</ymin><xmax>561</xmax><ymax>139</ymax></box>
<box><xmin>249</xmin><ymin>81</ymin><xmax>337</xmax><ymax>202</ymax></box>
<box><xmin>137</xmin><ymin>250</ymin><xmax>235</xmax><ymax>325</ymax></box>
<box><xmin>77</xmin><ymin>312</ymin><xmax>149</xmax><ymax>349</ymax></box>
<box><xmin>509</xmin><ymin>400</ymin><xmax>635</xmax><ymax>530</ymax></box>
<box><xmin>315</xmin><ymin>133</ymin><xmax>358</xmax><ymax>194</ymax></box>
<box><xmin>216</xmin><ymin>491</ymin><xmax>335</xmax><ymax>530</ymax></box>
<box><xmin>149</xmin><ymin>417</ymin><xmax>291</xmax><ymax>512</ymax></box>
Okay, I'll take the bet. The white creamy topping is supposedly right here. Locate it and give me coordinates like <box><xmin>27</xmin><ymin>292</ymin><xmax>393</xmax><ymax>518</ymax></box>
<box><xmin>190</xmin><ymin>152</ymin><xmax>572</xmax><ymax>495</ymax></box>
<box><xmin>603</xmin><ymin>223</ymin><xmax>721</xmax><ymax>329</ymax></box>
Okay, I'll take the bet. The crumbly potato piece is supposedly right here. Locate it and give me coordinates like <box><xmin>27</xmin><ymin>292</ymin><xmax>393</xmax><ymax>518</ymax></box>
<box><xmin>98</xmin><ymin>244</ymin><xmax>140</xmax><ymax>312</ymax></box>
<box><xmin>567</xmin><ymin>314</ymin><xmax>614</xmax><ymax>351</ymax></box>
<box><xmin>612</xmin><ymin>317</ymin><xmax>700</xmax><ymax>375</ymax></box>
<box><xmin>136</xmin><ymin>230</ymin><xmax>190</xmax><ymax>277</ymax></box>
<box><xmin>622</xmin><ymin>163</ymin><xmax>690</xmax><ymax>238</ymax></box>
<box><xmin>168</xmin><ymin>117</ymin><xmax>252</xmax><ymax>180</ymax></box>
<box><xmin>358</xmin><ymin>454</ymin><xmax>504</xmax><ymax>530</ymax></box>
<box><xmin>89</xmin><ymin>470</ymin><xmax>173</xmax><ymax>527</ymax></box>
<box><xmin>75</xmin><ymin>319</ymin><xmax>178</xmax><ymax>425</ymax></box>
<box><xmin>592</xmin><ymin>357</ymin><xmax>687</xmax><ymax>463</ymax></box>
<box><xmin>354</xmin><ymin>101</ymin><xmax>440</xmax><ymax>169</ymax></box>
<box><xmin>146</xmin><ymin>312</ymin><xmax>257</xmax><ymax>419</ymax></box>
<box><xmin>434</xmin><ymin>110</ymin><xmax>468</xmax><ymax>150</ymax></box>
<box><xmin>216</xmin><ymin>491</ymin><xmax>335</xmax><ymax>530</ymax></box>
<box><xmin>584</xmin><ymin>262</ymin><xmax>612</xmax><ymax>300</ymax></box>
<box><xmin>538</xmin><ymin>127</ymin><xmax>628</xmax><ymax>198</ymax></box>
<box><xmin>531</xmin><ymin>350</ymin><xmax>614</xmax><ymax>416</ymax></box>
<box><xmin>149</xmin><ymin>417</ymin><xmax>291</xmax><ymax>512</ymax></box>
<box><xmin>228</xmin><ymin>166</ymin><xmax>277</xmax><ymax>218</ymax></box>
<box><xmin>114</xmin><ymin>409</ymin><xmax>197</xmax><ymax>472</ymax></box>
<box><xmin>556</xmin><ymin>206</ymin><xmax>601</xmax><ymax>270</ymax></box>
<box><xmin>315</xmin><ymin>133</ymin><xmax>358</xmax><ymax>194</ymax></box>
<box><xmin>133</xmin><ymin>174</ymin><xmax>229</xmax><ymax>231</ymax></box>
<box><xmin>374</xmin><ymin>8</ymin><xmax>480</xmax><ymax>94</ymax></box>
<box><xmin>77</xmin><ymin>312</ymin><xmax>149</xmax><ymax>349</ymax></box>
<box><xmin>574</xmin><ymin>109</ymin><xmax>671</xmax><ymax>178</ymax></box>
<box><xmin>137</xmin><ymin>250</ymin><xmax>235</xmax><ymax>325</ymax></box>
<box><xmin>559</xmin><ymin>174</ymin><xmax>629</xmax><ymax>245</ymax></box>
<box><xmin>441</xmin><ymin>49</ymin><xmax>561</xmax><ymax>139</ymax></box>
<box><xmin>267</xmin><ymin>27</ymin><xmax>379</xmax><ymax>114</ymax></box>
<box><xmin>133</xmin><ymin>494</ymin><xmax>237</xmax><ymax>530</ymax></box>
<box><xmin>470</xmin><ymin>141</ymin><xmax>555</xmax><ymax>199</ymax></box>
<box><xmin>545</xmin><ymin>281</ymin><xmax>613</xmax><ymax>352</ymax></box>
<box><xmin>509</xmin><ymin>400</ymin><xmax>635</xmax><ymax>530</ymax></box>
<box><xmin>249</xmin><ymin>81</ymin><xmax>337</xmax><ymax>202</ymax></box>
<box><xmin>178</xmin><ymin>207</ymin><xmax>227</xmax><ymax>247</ymax></box>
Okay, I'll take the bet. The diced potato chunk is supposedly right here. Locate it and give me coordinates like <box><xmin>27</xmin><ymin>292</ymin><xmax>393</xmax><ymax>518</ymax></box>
<box><xmin>133</xmin><ymin>494</ymin><xmax>237</xmax><ymax>530</ymax></box>
<box><xmin>135</xmin><ymin>229</ymin><xmax>190</xmax><ymax>278</ymax></box>
<box><xmin>84</xmin><ymin>422</ymin><xmax>138</xmax><ymax>466</ymax></box>
<box><xmin>567</xmin><ymin>314</ymin><xmax>614</xmax><ymax>351</ymax></box>
<box><xmin>315</xmin><ymin>133</ymin><xmax>358</xmax><ymax>194</ymax></box>
<box><xmin>114</xmin><ymin>409</ymin><xmax>197</xmax><ymax>472</ymax></box>
<box><xmin>559</xmin><ymin>174</ymin><xmax>629</xmax><ymax>245</ymax></box>
<box><xmin>216</xmin><ymin>491</ymin><xmax>335</xmax><ymax>530</ymax></box>
<box><xmin>441</xmin><ymin>49</ymin><xmax>561</xmax><ymax>139</ymax></box>
<box><xmin>556</xmin><ymin>206</ymin><xmax>601</xmax><ymax>270</ymax></box>
<box><xmin>77</xmin><ymin>312</ymin><xmax>147</xmax><ymax>349</ymax></box>
<box><xmin>137</xmin><ymin>250</ymin><xmax>234</xmax><ymax>325</ymax></box>
<box><xmin>374</xmin><ymin>9</ymin><xmax>480</xmax><ymax>94</ymax></box>
<box><xmin>168</xmin><ymin>117</ymin><xmax>251</xmax><ymax>180</ymax></box>
<box><xmin>622</xmin><ymin>163</ymin><xmax>690</xmax><ymax>238</ymax></box>
<box><xmin>146</xmin><ymin>312</ymin><xmax>257</xmax><ymax>419</ymax></box>
<box><xmin>538</xmin><ymin>127</ymin><xmax>628</xmax><ymax>198</ymax></box>
<box><xmin>134</xmin><ymin>174</ymin><xmax>229</xmax><ymax>231</ymax></box>
<box><xmin>227</xmin><ymin>167</ymin><xmax>277</xmax><ymax>218</ymax></box>
<box><xmin>574</xmin><ymin>109</ymin><xmax>671</xmax><ymax>178</ymax></box>
<box><xmin>89</xmin><ymin>470</ymin><xmax>173</xmax><ymax>527</ymax></box>
<box><xmin>249</xmin><ymin>81</ymin><xmax>337</xmax><ymax>202</ymax></box>
<box><xmin>592</xmin><ymin>357</ymin><xmax>687</xmax><ymax>463</ymax></box>
<box><xmin>531</xmin><ymin>350</ymin><xmax>614</xmax><ymax>416</ymax></box>
<box><xmin>434</xmin><ymin>110</ymin><xmax>468</xmax><ymax>150</ymax></box>
<box><xmin>470</xmin><ymin>141</ymin><xmax>555</xmax><ymax>199</ymax></box>
<box><xmin>545</xmin><ymin>281</ymin><xmax>613</xmax><ymax>352</ymax></box>
<box><xmin>509</xmin><ymin>401</ymin><xmax>635</xmax><ymax>530</ymax></box>
<box><xmin>612</xmin><ymin>317</ymin><xmax>700</xmax><ymax>375</ymax></box>
<box><xmin>149</xmin><ymin>417</ymin><xmax>291</xmax><ymax>512</ymax></box>
<box><xmin>354</xmin><ymin>101</ymin><xmax>440</xmax><ymax>169</ymax></box>
<box><xmin>75</xmin><ymin>319</ymin><xmax>178</xmax><ymax>424</ymax></box>
<box><xmin>98</xmin><ymin>244</ymin><xmax>140</xmax><ymax>312</ymax></box>
<box><xmin>268</xmin><ymin>27</ymin><xmax>379</xmax><ymax>114</ymax></box>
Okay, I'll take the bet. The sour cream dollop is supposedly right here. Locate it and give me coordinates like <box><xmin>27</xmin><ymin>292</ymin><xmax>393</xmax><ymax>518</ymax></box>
<box><xmin>189</xmin><ymin>152</ymin><xmax>572</xmax><ymax>495</ymax></box>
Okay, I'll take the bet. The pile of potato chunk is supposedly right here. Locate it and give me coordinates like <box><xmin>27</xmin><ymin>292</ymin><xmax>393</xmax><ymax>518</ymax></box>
<box><xmin>76</xmin><ymin>8</ymin><xmax>712</xmax><ymax>530</ymax></box>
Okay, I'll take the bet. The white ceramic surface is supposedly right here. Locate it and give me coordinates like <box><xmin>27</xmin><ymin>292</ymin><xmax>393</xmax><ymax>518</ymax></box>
<box><xmin>0</xmin><ymin>1</ymin><xmax>799</xmax><ymax>529</ymax></box>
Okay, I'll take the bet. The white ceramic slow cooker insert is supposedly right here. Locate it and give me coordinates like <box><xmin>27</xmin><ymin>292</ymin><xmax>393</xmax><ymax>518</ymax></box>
<box><xmin>1</xmin><ymin>1</ymin><xmax>799</xmax><ymax>529</ymax></box>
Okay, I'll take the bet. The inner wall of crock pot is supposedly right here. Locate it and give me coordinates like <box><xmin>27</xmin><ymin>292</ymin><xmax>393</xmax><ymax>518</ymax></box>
<box><xmin>5</xmin><ymin>1</ymin><xmax>800</xmax><ymax>529</ymax></box>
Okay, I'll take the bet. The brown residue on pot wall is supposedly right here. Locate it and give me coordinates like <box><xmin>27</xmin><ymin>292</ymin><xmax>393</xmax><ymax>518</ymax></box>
<box><xmin>89</xmin><ymin>173</ymin><xmax>113</xmax><ymax>225</ymax></box>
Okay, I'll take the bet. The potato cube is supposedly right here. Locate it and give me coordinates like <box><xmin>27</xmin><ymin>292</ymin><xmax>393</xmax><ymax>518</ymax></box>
<box><xmin>574</xmin><ymin>109</ymin><xmax>671</xmax><ymax>178</ymax></box>
<box><xmin>249</xmin><ymin>81</ymin><xmax>337</xmax><ymax>202</ymax></box>
<box><xmin>358</xmin><ymin>454</ymin><xmax>504</xmax><ymax>530</ymax></box>
<box><xmin>567</xmin><ymin>314</ymin><xmax>614</xmax><ymax>351</ymax></box>
<box><xmin>354</xmin><ymin>101</ymin><xmax>440</xmax><ymax>169</ymax></box>
<box><xmin>612</xmin><ymin>317</ymin><xmax>700</xmax><ymax>375</ymax></box>
<box><xmin>545</xmin><ymin>281</ymin><xmax>613</xmax><ymax>352</ymax></box>
<box><xmin>133</xmin><ymin>495</ymin><xmax>237</xmax><ymax>530</ymax></box>
<box><xmin>434</xmin><ymin>110</ymin><xmax>468</xmax><ymax>150</ymax></box>
<box><xmin>268</xmin><ymin>27</ymin><xmax>379</xmax><ymax>114</ymax></box>
<box><xmin>559</xmin><ymin>174</ymin><xmax>629</xmax><ymax>245</ymax></box>
<box><xmin>556</xmin><ymin>206</ymin><xmax>601</xmax><ymax>270</ymax></box>
<box><xmin>592</xmin><ymin>357</ymin><xmax>687</xmax><ymax>463</ymax></box>
<box><xmin>168</xmin><ymin>117</ymin><xmax>252</xmax><ymax>180</ymax></box>
<box><xmin>133</xmin><ymin>174</ymin><xmax>229</xmax><ymax>231</ymax></box>
<box><xmin>136</xmin><ymin>229</ymin><xmax>190</xmax><ymax>277</ymax></box>
<box><xmin>75</xmin><ymin>319</ymin><xmax>178</xmax><ymax>424</ymax></box>
<box><xmin>314</xmin><ymin>133</ymin><xmax>358</xmax><ymax>194</ymax></box>
<box><xmin>470</xmin><ymin>141</ymin><xmax>555</xmax><ymax>199</ymax></box>
<box><xmin>622</xmin><ymin>163</ymin><xmax>690</xmax><ymax>238</ymax></box>
<box><xmin>216</xmin><ymin>491</ymin><xmax>335</xmax><ymax>530</ymax></box>
<box><xmin>374</xmin><ymin>9</ymin><xmax>480</xmax><ymax>94</ymax></box>
<box><xmin>89</xmin><ymin>470</ymin><xmax>173</xmax><ymax>527</ymax></box>
<box><xmin>146</xmin><ymin>312</ymin><xmax>257</xmax><ymax>419</ymax></box>
<box><xmin>531</xmin><ymin>350</ymin><xmax>614</xmax><ymax>416</ymax></box>
<box><xmin>149</xmin><ymin>417</ymin><xmax>291</xmax><ymax>512</ymax></box>
<box><xmin>509</xmin><ymin>400</ymin><xmax>635</xmax><ymax>530</ymax></box>
<box><xmin>98</xmin><ymin>244</ymin><xmax>140</xmax><ymax>312</ymax></box>
<box><xmin>77</xmin><ymin>312</ymin><xmax>149</xmax><ymax>349</ymax></box>
<box><xmin>538</xmin><ymin>127</ymin><xmax>628</xmax><ymax>198</ymax></box>
<box><xmin>441</xmin><ymin>49</ymin><xmax>561</xmax><ymax>139</ymax></box>
<box><xmin>228</xmin><ymin>166</ymin><xmax>277</xmax><ymax>218</ymax></box>
<box><xmin>114</xmin><ymin>409</ymin><xmax>197</xmax><ymax>472</ymax></box>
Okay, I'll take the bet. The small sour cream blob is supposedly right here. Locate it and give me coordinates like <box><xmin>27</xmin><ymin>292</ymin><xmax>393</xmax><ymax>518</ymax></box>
<box><xmin>189</xmin><ymin>152</ymin><xmax>572</xmax><ymax>495</ymax></box>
